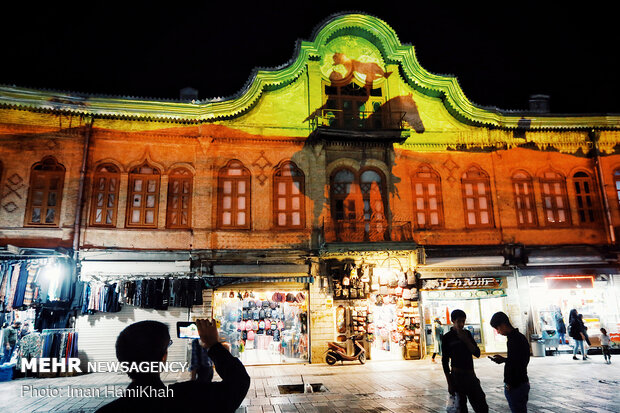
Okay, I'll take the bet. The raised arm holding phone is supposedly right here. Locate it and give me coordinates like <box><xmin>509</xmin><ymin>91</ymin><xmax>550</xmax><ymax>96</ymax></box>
<box><xmin>96</xmin><ymin>319</ymin><xmax>250</xmax><ymax>413</ymax></box>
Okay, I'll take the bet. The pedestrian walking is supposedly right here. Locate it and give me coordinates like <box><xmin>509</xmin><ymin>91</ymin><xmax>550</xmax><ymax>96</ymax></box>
<box><xmin>600</xmin><ymin>328</ymin><xmax>611</xmax><ymax>364</ymax></box>
<box><xmin>489</xmin><ymin>311</ymin><xmax>530</xmax><ymax>413</ymax></box>
<box><xmin>442</xmin><ymin>309</ymin><xmax>488</xmax><ymax>413</ymax></box>
<box><xmin>432</xmin><ymin>318</ymin><xmax>444</xmax><ymax>363</ymax></box>
<box><xmin>568</xmin><ymin>309</ymin><xmax>588</xmax><ymax>360</ymax></box>
<box><xmin>554</xmin><ymin>309</ymin><xmax>566</xmax><ymax>345</ymax></box>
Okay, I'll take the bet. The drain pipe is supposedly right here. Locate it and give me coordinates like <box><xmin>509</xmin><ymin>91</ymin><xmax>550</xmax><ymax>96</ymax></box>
<box><xmin>589</xmin><ymin>130</ymin><xmax>616</xmax><ymax>244</ymax></box>
<box><xmin>72</xmin><ymin>116</ymin><xmax>94</xmax><ymax>263</ymax></box>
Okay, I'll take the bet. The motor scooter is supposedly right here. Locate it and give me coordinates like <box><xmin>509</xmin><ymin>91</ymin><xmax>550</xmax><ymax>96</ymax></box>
<box><xmin>325</xmin><ymin>334</ymin><xmax>366</xmax><ymax>365</ymax></box>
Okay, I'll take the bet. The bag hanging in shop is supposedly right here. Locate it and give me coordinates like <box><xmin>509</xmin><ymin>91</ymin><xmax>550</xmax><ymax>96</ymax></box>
<box><xmin>398</xmin><ymin>272</ymin><xmax>408</xmax><ymax>288</ymax></box>
<box><xmin>361</xmin><ymin>266</ymin><xmax>370</xmax><ymax>283</ymax></box>
<box><xmin>406</xmin><ymin>269</ymin><xmax>416</xmax><ymax>286</ymax></box>
<box><xmin>286</xmin><ymin>293</ymin><xmax>296</xmax><ymax>302</ymax></box>
<box><xmin>247</xmin><ymin>330</ymin><xmax>255</xmax><ymax>341</ymax></box>
<box><xmin>402</xmin><ymin>288</ymin><xmax>412</xmax><ymax>300</ymax></box>
<box><xmin>296</xmin><ymin>292</ymin><xmax>305</xmax><ymax>303</ymax></box>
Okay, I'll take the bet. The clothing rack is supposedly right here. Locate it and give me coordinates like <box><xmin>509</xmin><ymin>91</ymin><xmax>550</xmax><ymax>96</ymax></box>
<box><xmin>42</xmin><ymin>328</ymin><xmax>75</xmax><ymax>333</ymax></box>
<box><xmin>79</xmin><ymin>273</ymin><xmax>198</xmax><ymax>283</ymax></box>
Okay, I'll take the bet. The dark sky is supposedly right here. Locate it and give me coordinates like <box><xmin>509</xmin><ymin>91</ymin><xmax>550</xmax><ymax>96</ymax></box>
<box><xmin>1</xmin><ymin>3</ymin><xmax>618</xmax><ymax>114</ymax></box>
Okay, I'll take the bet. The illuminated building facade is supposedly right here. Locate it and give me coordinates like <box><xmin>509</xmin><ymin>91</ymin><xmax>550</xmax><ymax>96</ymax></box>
<box><xmin>1</xmin><ymin>13</ymin><xmax>619</xmax><ymax>364</ymax></box>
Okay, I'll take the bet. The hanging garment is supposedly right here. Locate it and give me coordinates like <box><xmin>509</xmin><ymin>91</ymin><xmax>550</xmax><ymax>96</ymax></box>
<box><xmin>12</xmin><ymin>264</ymin><xmax>30</xmax><ymax>308</ymax></box>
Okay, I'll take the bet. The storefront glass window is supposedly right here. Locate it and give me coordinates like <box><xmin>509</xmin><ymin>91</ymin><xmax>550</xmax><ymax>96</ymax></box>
<box><xmin>213</xmin><ymin>289</ymin><xmax>309</xmax><ymax>365</ymax></box>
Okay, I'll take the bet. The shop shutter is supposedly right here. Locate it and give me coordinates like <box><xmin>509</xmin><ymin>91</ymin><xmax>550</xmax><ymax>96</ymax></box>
<box><xmin>76</xmin><ymin>306</ymin><xmax>190</xmax><ymax>365</ymax></box>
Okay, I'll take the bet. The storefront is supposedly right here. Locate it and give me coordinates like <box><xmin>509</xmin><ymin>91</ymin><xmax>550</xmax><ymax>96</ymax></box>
<box><xmin>206</xmin><ymin>263</ymin><xmax>312</xmax><ymax>365</ymax></box>
<box><xmin>520</xmin><ymin>271</ymin><xmax>620</xmax><ymax>348</ymax></box>
<box><xmin>76</xmin><ymin>252</ymin><xmax>194</xmax><ymax>364</ymax></box>
<box><xmin>417</xmin><ymin>255</ymin><xmax>513</xmax><ymax>355</ymax></box>
<box><xmin>419</xmin><ymin>277</ymin><xmax>509</xmax><ymax>354</ymax></box>
<box><xmin>323</xmin><ymin>247</ymin><xmax>421</xmax><ymax>361</ymax></box>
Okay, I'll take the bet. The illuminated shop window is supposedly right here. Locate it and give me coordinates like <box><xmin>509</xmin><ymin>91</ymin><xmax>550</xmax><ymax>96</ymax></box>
<box><xmin>539</xmin><ymin>170</ymin><xmax>571</xmax><ymax>226</ymax></box>
<box><xmin>273</xmin><ymin>161</ymin><xmax>305</xmax><ymax>229</ymax></box>
<box><xmin>218</xmin><ymin>160</ymin><xmax>250</xmax><ymax>229</ymax></box>
<box><xmin>461</xmin><ymin>165</ymin><xmax>494</xmax><ymax>228</ymax></box>
<box><xmin>126</xmin><ymin>162</ymin><xmax>160</xmax><ymax>228</ymax></box>
<box><xmin>573</xmin><ymin>171</ymin><xmax>597</xmax><ymax>224</ymax></box>
<box><xmin>411</xmin><ymin>164</ymin><xmax>444</xmax><ymax>229</ymax></box>
<box><xmin>90</xmin><ymin>163</ymin><xmax>120</xmax><ymax>227</ymax></box>
<box><xmin>512</xmin><ymin>171</ymin><xmax>538</xmax><ymax>227</ymax></box>
<box><xmin>167</xmin><ymin>167</ymin><xmax>193</xmax><ymax>229</ymax></box>
<box><xmin>25</xmin><ymin>156</ymin><xmax>65</xmax><ymax>227</ymax></box>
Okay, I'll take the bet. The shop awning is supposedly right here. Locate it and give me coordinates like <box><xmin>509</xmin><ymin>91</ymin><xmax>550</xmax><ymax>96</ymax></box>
<box><xmin>517</xmin><ymin>264</ymin><xmax>619</xmax><ymax>277</ymax></box>
<box><xmin>80</xmin><ymin>260</ymin><xmax>191</xmax><ymax>277</ymax></box>
<box><xmin>203</xmin><ymin>276</ymin><xmax>314</xmax><ymax>288</ymax></box>
<box><xmin>212</xmin><ymin>264</ymin><xmax>309</xmax><ymax>275</ymax></box>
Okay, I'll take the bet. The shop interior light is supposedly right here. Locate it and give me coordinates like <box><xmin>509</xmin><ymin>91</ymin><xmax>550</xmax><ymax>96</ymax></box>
<box><xmin>41</xmin><ymin>261</ymin><xmax>64</xmax><ymax>280</ymax></box>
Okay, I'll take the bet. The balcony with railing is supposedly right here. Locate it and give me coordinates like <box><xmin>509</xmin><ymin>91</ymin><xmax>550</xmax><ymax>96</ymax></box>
<box><xmin>311</xmin><ymin>109</ymin><xmax>407</xmax><ymax>131</ymax></box>
<box><xmin>322</xmin><ymin>219</ymin><xmax>413</xmax><ymax>243</ymax></box>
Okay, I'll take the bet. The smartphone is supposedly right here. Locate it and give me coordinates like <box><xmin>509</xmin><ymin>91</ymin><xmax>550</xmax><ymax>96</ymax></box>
<box><xmin>177</xmin><ymin>321</ymin><xmax>200</xmax><ymax>339</ymax></box>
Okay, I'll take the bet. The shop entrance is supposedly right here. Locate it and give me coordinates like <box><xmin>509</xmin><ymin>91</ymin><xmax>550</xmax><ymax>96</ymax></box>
<box><xmin>370</xmin><ymin>303</ymin><xmax>402</xmax><ymax>360</ymax></box>
<box><xmin>422</xmin><ymin>296</ymin><xmax>507</xmax><ymax>354</ymax></box>
<box><xmin>212</xmin><ymin>285</ymin><xmax>309</xmax><ymax>365</ymax></box>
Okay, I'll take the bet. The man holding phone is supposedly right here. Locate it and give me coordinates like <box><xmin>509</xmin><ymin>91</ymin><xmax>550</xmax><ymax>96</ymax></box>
<box><xmin>96</xmin><ymin>319</ymin><xmax>250</xmax><ymax>412</ymax></box>
<box><xmin>489</xmin><ymin>311</ymin><xmax>530</xmax><ymax>413</ymax></box>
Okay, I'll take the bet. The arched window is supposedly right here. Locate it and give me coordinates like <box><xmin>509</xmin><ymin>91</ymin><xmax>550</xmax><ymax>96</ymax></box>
<box><xmin>573</xmin><ymin>171</ymin><xmax>597</xmax><ymax>224</ymax></box>
<box><xmin>90</xmin><ymin>163</ymin><xmax>120</xmax><ymax>227</ymax></box>
<box><xmin>218</xmin><ymin>160</ymin><xmax>250</xmax><ymax>229</ymax></box>
<box><xmin>331</xmin><ymin>168</ymin><xmax>357</xmax><ymax>222</ymax></box>
<box><xmin>273</xmin><ymin>162</ymin><xmax>304</xmax><ymax>229</ymax></box>
<box><xmin>360</xmin><ymin>169</ymin><xmax>387</xmax><ymax>240</ymax></box>
<box><xmin>126</xmin><ymin>161</ymin><xmax>160</xmax><ymax>228</ymax></box>
<box><xmin>25</xmin><ymin>156</ymin><xmax>65</xmax><ymax>227</ymax></box>
<box><xmin>539</xmin><ymin>170</ymin><xmax>570</xmax><ymax>226</ymax></box>
<box><xmin>411</xmin><ymin>164</ymin><xmax>443</xmax><ymax>228</ymax></box>
<box><xmin>167</xmin><ymin>167</ymin><xmax>193</xmax><ymax>229</ymax></box>
<box><xmin>512</xmin><ymin>171</ymin><xmax>538</xmax><ymax>227</ymax></box>
<box><xmin>461</xmin><ymin>165</ymin><xmax>494</xmax><ymax>228</ymax></box>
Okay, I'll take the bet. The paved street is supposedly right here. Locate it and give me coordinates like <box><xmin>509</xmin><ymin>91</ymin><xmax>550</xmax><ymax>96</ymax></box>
<box><xmin>0</xmin><ymin>353</ymin><xmax>618</xmax><ymax>412</ymax></box>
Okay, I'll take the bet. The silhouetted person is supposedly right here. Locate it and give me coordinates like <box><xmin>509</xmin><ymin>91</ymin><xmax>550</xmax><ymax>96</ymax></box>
<box><xmin>431</xmin><ymin>318</ymin><xmax>444</xmax><ymax>363</ymax></box>
<box><xmin>442</xmin><ymin>309</ymin><xmax>488</xmax><ymax>413</ymax></box>
<box><xmin>600</xmin><ymin>328</ymin><xmax>611</xmax><ymax>364</ymax></box>
<box><xmin>554</xmin><ymin>309</ymin><xmax>566</xmax><ymax>345</ymax></box>
<box><xmin>489</xmin><ymin>311</ymin><xmax>530</xmax><ymax>413</ymax></box>
<box><xmin>569</xmin><ymin>310</ymin><xmax>588</xmax><ymax>360</ymax></box>
<box><xmin>96</xmin><ymin>319</ymin><xmax>250</xmax><ymax>412</ymax></box>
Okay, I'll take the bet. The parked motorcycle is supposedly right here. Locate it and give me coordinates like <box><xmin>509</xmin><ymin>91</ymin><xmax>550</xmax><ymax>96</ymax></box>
<box><xmin>325</xmin><ymin>334</ymin><xmax>366</xmax><ymax>365</ymax></box>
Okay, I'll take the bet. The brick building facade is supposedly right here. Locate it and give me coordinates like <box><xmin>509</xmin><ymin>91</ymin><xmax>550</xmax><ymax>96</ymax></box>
<box><xmin>1</xmin><ymin>13</ymin><xmax>619</xmax><ymax>365</ymax></box>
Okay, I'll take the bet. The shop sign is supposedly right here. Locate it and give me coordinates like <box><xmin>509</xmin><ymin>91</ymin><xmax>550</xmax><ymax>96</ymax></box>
<box><xmin>421</xmin><ymin>277</ymin><xmax>504</xmax><ymax>290</ymax></box>
<box><xmin>544</xmin><ymin>275</ymin><xmax>594</xmax><ymax>289</ymax></box>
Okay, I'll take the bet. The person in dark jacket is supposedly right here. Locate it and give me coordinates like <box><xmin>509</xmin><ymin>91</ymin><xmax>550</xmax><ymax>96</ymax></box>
<box><xmin>568</xmin><ymin>310</ymin><xmax>588</xmax><ymax>360</ymax></box>
<box><xmin>489</xmin><ymin>312</ymin><xmax>530</xmax><ymax>413</ymax></box>
<box><xmin>442</xmin><ymin>309</ymin><xmax>488</xmax><ymax>413</ymax></box>
<box><xmin>96</xmin><ymin>319</ymin><xmax>250</xmax><ymax>413</ymax></box>
<box><xmin>554</xmin><ymin>310</ymin><xmax>566</xmax><ymax>345</ymax></box>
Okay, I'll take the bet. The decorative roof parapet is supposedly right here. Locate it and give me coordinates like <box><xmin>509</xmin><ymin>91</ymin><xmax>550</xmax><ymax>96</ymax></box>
<box><xmin>1</xmin><ymin>13</ymin><xmax>619</xmax><ymax>130</ymax></box>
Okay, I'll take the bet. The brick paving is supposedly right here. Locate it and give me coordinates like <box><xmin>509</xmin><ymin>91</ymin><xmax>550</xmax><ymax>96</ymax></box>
<box><xmin>0</xmin><ymin>353</ymin><xmax>618</xmax><ymax>412</ymax></box>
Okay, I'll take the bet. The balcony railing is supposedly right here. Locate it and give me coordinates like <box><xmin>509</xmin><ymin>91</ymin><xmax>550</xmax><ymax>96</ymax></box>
<box><xmin>323</xmin><ymin>219</ymin><xmax>413</xmax><ymax>243</ymax></box>
<box><xmin>311</xmin><ymin>109</ymin><xmax>406</xmax><ymax>131</ymax></box>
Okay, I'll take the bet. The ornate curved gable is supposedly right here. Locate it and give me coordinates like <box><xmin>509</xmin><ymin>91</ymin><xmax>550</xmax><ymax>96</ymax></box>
<box><xmin>0</xmin><ymin>12</ymin><xmax>618</xmax><ymax>132</ymax></box>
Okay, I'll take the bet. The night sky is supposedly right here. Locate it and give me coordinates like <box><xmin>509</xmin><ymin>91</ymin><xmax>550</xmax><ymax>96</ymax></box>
<box><xmin>1</xmin><ymin>3</ymin><xmax>618</xmax><ymax>114</ymax></box>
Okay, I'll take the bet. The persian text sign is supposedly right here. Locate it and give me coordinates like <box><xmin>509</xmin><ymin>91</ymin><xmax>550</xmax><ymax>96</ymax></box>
<box><xmin>421</xmin><ymin>277</ymin><xmax>504</xmax><ymax>290</ymax></box>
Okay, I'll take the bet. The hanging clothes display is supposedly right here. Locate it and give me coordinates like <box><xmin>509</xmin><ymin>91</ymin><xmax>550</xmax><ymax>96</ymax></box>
<box><xmin>118</xmin><ymin>278</ymin><xmax>204</xmax><ymax>309</ymax></box>
<box><xmin>80</xmin><ymin>282</ymin><xmax>122</xmax><ymax>314</ymax></box>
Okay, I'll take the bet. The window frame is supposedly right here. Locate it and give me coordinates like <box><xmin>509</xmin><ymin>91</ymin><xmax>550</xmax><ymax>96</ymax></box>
<box><xmin>166</xmin><ymin>167</ymin><xmax>193</xmax><ymax>229</ymax></box>
<box><xmin>273</xmin><ymin>161</ymin><xmax>305</xmax><ymax>229</ymax></box>
<box><xmin>89</xmin><ymin>163</ymin><xmax>121</xmax><ymax>227</ymax></box>
<box><xmin>572</xmin><ymin>171</ymin><xmax>597</xmax><ymax>225</ymax></box>
<box><xmin>217</xmin><ymin>160</ymin><xmax>251</xmax><ymax>230</ymax></box>
<box><xmin>24</xmin><ymin>156</ymin><xmax>66</xmax><ymax>227</ymax></box>
<box><xmin>511</xmin><ymin>170</ymin><xmax>538</xmax><ymax>228</ymax></box>
<box><xmin>539</xmin><ymin>170</ymin><xmax>571</xmax><ymax>227</ymax></box>
<box><xmin>411</xmin><ymin>164</ymin><xmax>444</xmax><ymax>229</ymax></box>
<box><xmin>461</xmin><ymin>165</ymin><xmax>495</xmax><ymax>229</ymax></box>
<box><xmin>125</xmin><ymin>162</ymin><xmax>161</xmax><ymax>229</ymax></box>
